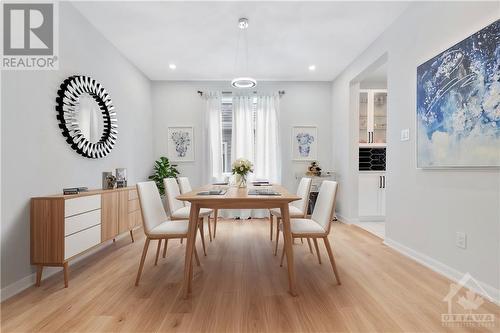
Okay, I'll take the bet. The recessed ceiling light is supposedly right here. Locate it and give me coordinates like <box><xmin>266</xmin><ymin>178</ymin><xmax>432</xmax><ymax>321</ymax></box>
<box><xmin>309</xmin><ymin>65</ymin><xmax>316</xmax><ymax>71</ymax></box>
<box><xmin>169</xmin><ymin>63</ymin><xmax>176</xmax><ymax>70</ymax></box>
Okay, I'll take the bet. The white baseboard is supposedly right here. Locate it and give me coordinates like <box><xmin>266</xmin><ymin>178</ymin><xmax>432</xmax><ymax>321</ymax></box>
<box><xmin>336</xmin><ymin>214</ymin><xmax>358</xmax><ymax>224</ymax></box>
<box><xmin>359</xmin><ymin>215</ymin><xmax>385</xmax><ymax>222</ymax></box>
<box><xmin>0</xmin><ymin>266</ymin><xmax>62</xmax><ymax>302</ymax></box>
<box><xmin>0</xmin><ymin>235</ymin><xmax>123</xmax><ymax>302</ymax></box>
<box><xmin>384</xmin><ymin>238</ymin><xmax>500</xmax><ymax>305</ymax></box>
<box><xmin>1</xmin><ymin>272</ymin><xmax>36</xmax><ymax>302</ymax></box>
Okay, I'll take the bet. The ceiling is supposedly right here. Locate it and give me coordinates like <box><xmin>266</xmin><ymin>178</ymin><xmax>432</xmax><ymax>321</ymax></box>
<box><xmin>72</xmin><ymin>1</ymin><xmax>408</xmax><ymax>81</ymax></box>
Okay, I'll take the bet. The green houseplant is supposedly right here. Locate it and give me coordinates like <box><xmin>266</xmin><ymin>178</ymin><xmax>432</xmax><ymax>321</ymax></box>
<box><xmin>148</xmin><ymin>156</ymin><xmax>180</xmax><ymax>195</ymax></box>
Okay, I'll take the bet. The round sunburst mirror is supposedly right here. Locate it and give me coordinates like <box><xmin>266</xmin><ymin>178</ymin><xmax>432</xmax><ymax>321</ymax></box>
<box><xmin>55</xmin><ymin>75</ymin><xmax>118</xmax><ymax>158</ymax></box>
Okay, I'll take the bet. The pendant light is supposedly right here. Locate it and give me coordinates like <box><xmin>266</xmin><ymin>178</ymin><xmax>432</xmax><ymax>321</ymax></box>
<box><xmin>231</xmin><ymin>18</ymin><xmax>257</xmax><ymax>89</ymax></box>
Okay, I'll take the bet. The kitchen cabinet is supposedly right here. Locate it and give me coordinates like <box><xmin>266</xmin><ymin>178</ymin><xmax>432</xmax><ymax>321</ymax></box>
<box><xmin>359</xmin><ymin>89</ymin><xmax>387</xmax><ymax>145</ymax></box>
<box><xmin>359</xmin><ymin>173</ymin><xmax>386</xmax><ymax>219</ymax></box>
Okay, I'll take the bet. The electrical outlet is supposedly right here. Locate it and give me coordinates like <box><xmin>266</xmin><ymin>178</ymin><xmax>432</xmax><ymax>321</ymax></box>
<box><xmin>401</xmin><ymin>128</ymin><xmax>410</xmax><ymax>141</ymax></box>
<box><xmin>456</xmin><ymin>232</ymin><xmax>467</xmax><ymax>249</ymax></box>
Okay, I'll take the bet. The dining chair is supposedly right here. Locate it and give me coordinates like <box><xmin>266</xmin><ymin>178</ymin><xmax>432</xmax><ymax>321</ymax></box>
<box><xmin>164</xmin><ymin>178</ymin><xmax>211</xmax><ymax>256</ymax></box>
<box><xmin>278</xmin><ymin>180</ymin><xmax>341</xmax><ymax>284</ymax></box>
<box><xmin>135</xmin><ymin>181</ymin><xmax>201</xmax><ymax>286</ymax></box>
<box><xmin>178</xmin><ymin>177</ymin><xmax>219</xmax><ymax>241</ymax></box>
<box><xmin>269</xmin><ymin>177</ymin><xmax>313</xmax><ymax>256</ymax></box>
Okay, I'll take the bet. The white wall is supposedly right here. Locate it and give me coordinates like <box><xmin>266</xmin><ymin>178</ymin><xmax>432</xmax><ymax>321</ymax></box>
<box><xmin>151</xmin><ymin>81</ymin><xmax>333</xmax><ymax>191</ymax></box>
<box><xmin>0</xmin><ymin>3</ymin><xmax>154</xmax><ymax>293</ymax></box>
<box><xmin>331</xmin><ymin>1</ymin><xmax>499</xmax><ymax>299</ymax></box>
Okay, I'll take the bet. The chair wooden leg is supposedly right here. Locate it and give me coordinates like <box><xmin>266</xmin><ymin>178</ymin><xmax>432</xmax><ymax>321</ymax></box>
<box><xmin>274</xmin><ymin>226</ymin><xmax>280</xmax><ymax>256</ymax></box>
<box><xmin>306</xmin><ymin>238</ymin><xmax>313</xmax><ymax>253</ymax></box>
<box><xmin>162</xmin><ymin>239</ymin><xmax>168</xmax><ymax>258</ymax></box>
<box><xmin>63</xmin><ymin>262</ymin><xmax>69</xmax><ymax>288</ymax></box>
<box><xmin>274</xmin><ymin>217</ymin><xmax>281</xmax><ymax>255</ymax></box>
<box><xmin>280</xmin><ymin>245</ymin><xmax>286</xmax><ymax>267</ymax></box>
<box><xmin>135</xmin><ymin>238</ymin><xmax>150</xmax><ymax>286</ymax></box>
<box><xmin>198</xmin><ymin>218</ymin><xmax>207</xmax><ymax>256</ymax></box>
<box><xmin>129</xmin><ymin>229</ymin><xmax>135</xmax><ymax>242</ymax></box>
<box><xmin>154</xmin><ymin>239</ymin><xmax>162</xmax><ymax>266</ymax></box>
<box><xmin>323</xmin><ymin>236</ymin><xmax>341</xmax><ymax>285</ymax></box>
<box><xmin>194</xmin><ymin>245</ymin><xmax>201</xmax><ymax>267</ymax></box>
<box><xmin>269</xmin><ymin>211</ymin><xmax>273</xmax><ymax>241</ymax></box>
<box><xmin>207</xmin><ymin>216</ymin><xmax>213</xmax><ymax>242</ymax></box>
<box><xmin>213</xmin><ymin>209</ymin><xmax>218</xmax><ymax>239</ymax></box>
<box><xmin>313</xmin><ymin>238</ymin><xmax>322</xmax><ymax>265</ymax></box>
<box><xmin>180</xmin><ymin>238</ymin><xmax>183</xmax><ymax>244</ymax></box>
<box><xmin>35</xmin><ymin>265</ymin><xmax>43</xmax><ymax>287</ymax></box>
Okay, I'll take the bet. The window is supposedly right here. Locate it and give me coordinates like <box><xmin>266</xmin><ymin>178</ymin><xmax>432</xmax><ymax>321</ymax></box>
<box><xmin>220</xmin><ymin>97</ymin><xmax>258</xmax><ymax>173</ymax></box>
<box><xmin>221</xmin><ymin>100</ymin><xmax>233</xmax><ymax>173</ymax></box>
<box><xmin>213</xmin><ymin>94</ymin><xmax>280</xmax><ymax>183</ymax></box>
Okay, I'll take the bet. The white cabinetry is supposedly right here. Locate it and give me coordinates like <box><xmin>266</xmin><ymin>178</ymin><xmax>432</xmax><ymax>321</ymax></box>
<box><xmin>359</xmin><ymin>173</ymin><xmax>386</xmax><ymax>219</ymax></box>
<box><xmin>359</xmin><ymin>89</ymin><xmax>387</xmax><ymax>145</ymax></box>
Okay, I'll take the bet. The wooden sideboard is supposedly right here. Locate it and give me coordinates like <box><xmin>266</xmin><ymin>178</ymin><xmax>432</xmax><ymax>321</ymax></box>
<box><xmin>31</xmin><ymin>186</ymin><xmax>142</xmax><ymax>287</ymax></box>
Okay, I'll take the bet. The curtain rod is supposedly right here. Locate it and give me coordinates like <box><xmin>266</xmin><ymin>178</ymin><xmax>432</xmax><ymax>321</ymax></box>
<box><xmin>197</xmin><ymin>90</ymin><xmax>285</xmax><ymax>97</ymax></box>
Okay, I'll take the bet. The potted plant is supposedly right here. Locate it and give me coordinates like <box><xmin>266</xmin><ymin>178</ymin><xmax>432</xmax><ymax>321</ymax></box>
<box><xmin>148</xmin><ymin>156</ymin><xmax>180</xmax><ymax>195</ymax></box>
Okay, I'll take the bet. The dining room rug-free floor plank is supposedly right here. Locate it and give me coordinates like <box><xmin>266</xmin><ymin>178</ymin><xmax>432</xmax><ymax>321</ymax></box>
<box><xmin>1</xmin><ymin>219</ymin><xmax>498</xmax><ymax>332</ymax></box>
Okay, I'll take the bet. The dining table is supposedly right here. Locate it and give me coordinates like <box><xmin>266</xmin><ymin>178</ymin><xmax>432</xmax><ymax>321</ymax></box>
<box><xmin>177</xmin><ymin>184</ymin><xmax>301</xmax><ymax>299</ymax></box>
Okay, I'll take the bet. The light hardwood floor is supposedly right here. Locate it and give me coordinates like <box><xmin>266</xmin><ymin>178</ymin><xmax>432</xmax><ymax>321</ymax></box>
<box><xmin>1</xmin><ymin>220</ymin><xmax>499</xmax><ymax>332</ymax></box>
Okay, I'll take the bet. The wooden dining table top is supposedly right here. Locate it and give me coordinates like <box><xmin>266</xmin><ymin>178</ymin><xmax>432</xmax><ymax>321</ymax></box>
<box><xmin>177</xmin><ymin>184</ymin><xmax>301</xmax><ymax>208</ymax></box>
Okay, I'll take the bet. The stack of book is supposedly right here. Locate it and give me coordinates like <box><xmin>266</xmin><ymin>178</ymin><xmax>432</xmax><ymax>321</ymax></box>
<box><xmin>63</xmin><ymin>187</ymin><xmax>88</xmax><ymax>195</ymax></box>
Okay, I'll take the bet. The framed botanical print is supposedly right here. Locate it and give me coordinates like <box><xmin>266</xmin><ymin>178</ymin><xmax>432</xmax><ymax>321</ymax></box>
<box><xmin>292</xmin><ymin>126</ymin><xmax>317</xmax><ymax>161</ymax></box>
<box><xmin>167</xmin><ymin>126</ymin><xmax>194</xmax><ymax>162</ymax></box>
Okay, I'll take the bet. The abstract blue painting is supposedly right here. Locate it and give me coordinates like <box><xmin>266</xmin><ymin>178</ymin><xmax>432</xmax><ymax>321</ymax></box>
<box><xmin>417</xmin><ymin>20</ymin><xmax>500</xmax><ymax>167</ymax></box>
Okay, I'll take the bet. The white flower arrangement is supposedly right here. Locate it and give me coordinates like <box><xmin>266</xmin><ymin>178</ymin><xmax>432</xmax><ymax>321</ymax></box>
<box><xmin>231</xmin><ymin>158</ymin><xmax>253</xmax><ymax>188</ymax></box>
<box><xmin>231</xmin><ymin>158</ymin><xmax>254</xmax><ymax>176</ymax></box>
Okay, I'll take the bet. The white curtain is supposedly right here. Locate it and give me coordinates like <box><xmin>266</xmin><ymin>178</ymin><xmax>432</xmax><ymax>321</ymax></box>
<box><xmin>255</xmin><ymin>95</ymin><xmax>281</xmax><ymax>183</ymax></box>
<box><xmin>231</xmin><ymin>96</ymin><xmax>254</xmax><ymax>163</ymax></box>
<box><xmin>226</xmin><ymin>96</ymin><xmax>255</xmax><ymax>218</ymax></box>
<box><xmin>228</xmin><ymin>94</ymin><xmax>281</xmax><ymax>219</ymax></box>
<box><xmin>202</xmin><ymin>92</ymin><xmax>223</xmax><ymax>184</ymax></box>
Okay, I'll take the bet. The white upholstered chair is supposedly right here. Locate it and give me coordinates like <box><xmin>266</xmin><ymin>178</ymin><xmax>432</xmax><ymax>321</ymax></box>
<box><xmin>135</xmin><ymin>181</ymin><xmax>200</xmax><ymax>286</ymax></box>
<box><xmin>278</xmin><ymin>181</ymin><xmax>341</xmax><ymax>284</ymax></box>
<box><xmin>269</xmin><ymin>177</ymin><xmax>312</xmax><ymax>255</ymax></box>
<box><xmin>164</xmin><ymin>178</ymin><xmax>212</xmax><ymax>255</ymax></box>
<box><xmin>178</xmin><ymin>177</ymin><xmax>219</xmax><ymax>241</ymax></box>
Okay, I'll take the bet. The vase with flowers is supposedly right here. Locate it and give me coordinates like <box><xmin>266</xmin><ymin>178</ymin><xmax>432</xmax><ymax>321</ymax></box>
<box><xmin>231</xmin><ymin>158</ymin><xmax>254</xmax><ymax>188</ymax></box>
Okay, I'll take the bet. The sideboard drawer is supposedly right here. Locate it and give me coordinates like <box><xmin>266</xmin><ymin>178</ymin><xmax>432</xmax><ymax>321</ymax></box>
<box><xmin>64</xmin><ymin>224</ymin><xmax>101</xmax><ymax>260</ymax></box>
<box><xmin>65</xmin><ymin>209</ymin><xmax>101</xmax><ymax>236</ymax></box>
<box><xmin>65</xmin><ymin>195</ymin><xmax>101</xmax><ymax>217</ymax></box>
